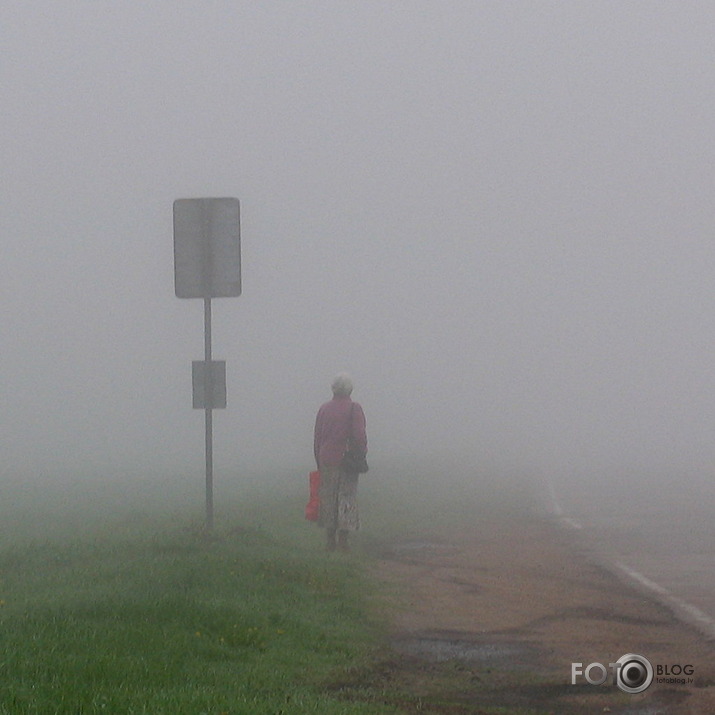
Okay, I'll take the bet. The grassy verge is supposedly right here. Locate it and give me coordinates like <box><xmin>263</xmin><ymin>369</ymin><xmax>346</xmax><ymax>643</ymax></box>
<box><xmin>0</xmin><ymin>473</ymin><xmax>402</xmax><ymax>714</ymax></box>
<box><xmin>0</xmin><ymin>468</ymin><xmax>541</xmax><ymax>714</ymax></box>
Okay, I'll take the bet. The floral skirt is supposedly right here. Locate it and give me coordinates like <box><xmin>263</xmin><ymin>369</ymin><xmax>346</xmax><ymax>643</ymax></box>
<box><xmin>318</xmin><ymin>464</ymin><xmax>360</xmax><ymax>532</ymax></box>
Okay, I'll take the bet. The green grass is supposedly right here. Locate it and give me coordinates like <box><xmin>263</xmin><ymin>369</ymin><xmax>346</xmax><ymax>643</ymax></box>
<box><xmin>0</xmin><ymin>474</ymin><xmax>402</xmax><ymax>714</ymax></box>
<box><xmin>0</xmin><ymin>468</ymin><xmax>540</xmax><ymax>714</ymax></box>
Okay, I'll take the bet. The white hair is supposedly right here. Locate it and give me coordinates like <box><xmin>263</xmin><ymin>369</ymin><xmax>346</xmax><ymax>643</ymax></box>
<box><xmin>331</xmin><ymin>372</ymin><xmax>353</xmax><ymax>396</ymax></box>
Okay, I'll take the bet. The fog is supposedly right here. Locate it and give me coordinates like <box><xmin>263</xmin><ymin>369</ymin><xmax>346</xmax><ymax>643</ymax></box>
<box><xmin>3</xmin><ymin>2</ymin><xmax>715</xmax><ymax>508</ymax></box>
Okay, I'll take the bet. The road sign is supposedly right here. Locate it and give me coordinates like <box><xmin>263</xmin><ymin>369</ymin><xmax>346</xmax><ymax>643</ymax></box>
<box><xmin>173</xmin><ymin>196</ymin><xmax>241</xmax><ymax>531</ymax></box>
<box><xmin>173</xmin><ymin>197</ymin><xmax>241</xmax><ymax>298</ymax></box>
<box><xmin>192</xmin><ymin>360</ymin><xmax>227</xmax><ymax>409</ymax></box>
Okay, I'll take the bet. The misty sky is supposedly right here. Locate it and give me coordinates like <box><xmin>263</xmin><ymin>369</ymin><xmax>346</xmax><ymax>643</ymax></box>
<box><xmin>3</xmin><ymin>2</ymin><xmax>715</xmax><ymax>496</ymax></box>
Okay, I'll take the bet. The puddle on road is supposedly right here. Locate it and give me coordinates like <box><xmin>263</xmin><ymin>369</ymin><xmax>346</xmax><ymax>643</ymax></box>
<box><xmin>387</xmin><ymin>540</ymin><xmax>460</xmax><ymax>560</ymax></box>
<box><xmin>392</xmin><ymin>632</ymin><xmax>536</xmax><ymax>668</ymax></box>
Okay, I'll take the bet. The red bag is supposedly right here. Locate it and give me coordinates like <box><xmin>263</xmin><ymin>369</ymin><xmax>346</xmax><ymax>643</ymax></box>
<box><xmin>304</xmin><ymin>470</ymin><xmax>321</xmax><ymax>521</ymax></box>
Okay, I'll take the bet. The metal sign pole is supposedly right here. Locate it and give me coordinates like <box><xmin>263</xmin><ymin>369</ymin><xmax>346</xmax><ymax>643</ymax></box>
<box><xmin>204</xmin><ymin>296</ymin><xmax>214</xmax><ymax>531</ymax></box>
<box><xmin>173</xmin><ymin>197</ymin><xmax>240</xmax><ymax>534</ymax></box>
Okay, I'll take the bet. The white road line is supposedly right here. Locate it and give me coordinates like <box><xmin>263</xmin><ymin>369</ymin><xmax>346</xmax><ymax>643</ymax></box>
<box><xmin>545</xmin><ymin>478</ymin><xmax>715</xmax><ymax>640</ymax></box>
<box><xmin>614</xmin><ymin>562</ymin><xmax>715</xmax><ymax>641</ymax></box>
<box><xmin>546</xmin><ymin>477</ymin><xmax>582</xmax><ymax>529</ymax></box>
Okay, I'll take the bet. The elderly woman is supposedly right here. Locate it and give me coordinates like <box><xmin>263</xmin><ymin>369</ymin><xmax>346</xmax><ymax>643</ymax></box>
<box><xmin>313</xmin><ymin>373</ymin><xmax>368</xmax><ymax>552</ymax></box>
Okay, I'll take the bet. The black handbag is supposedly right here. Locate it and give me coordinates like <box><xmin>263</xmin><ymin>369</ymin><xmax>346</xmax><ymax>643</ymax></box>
<box><xmin>342</xmin><ymin>403</ymin><xmax>369</xmax><ymax>473</ymax></box>
<box><xmin>342</xmin><ymin>449</ymin><xmax>369</xmax><ymax>474</ymax></box>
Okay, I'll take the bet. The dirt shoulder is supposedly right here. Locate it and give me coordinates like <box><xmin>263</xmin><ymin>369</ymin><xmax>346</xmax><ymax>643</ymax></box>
<box><xmin>366</xmin><ymin>511</ymin><xmax>715</xmax><ymax>714</ymax></box>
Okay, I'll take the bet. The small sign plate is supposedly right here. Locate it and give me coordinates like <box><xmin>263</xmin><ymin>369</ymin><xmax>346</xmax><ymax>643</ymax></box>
<box><xmin>192</xmin><ymin>360</ymin><xmax>227</xmax><ymax>409</ymax></box>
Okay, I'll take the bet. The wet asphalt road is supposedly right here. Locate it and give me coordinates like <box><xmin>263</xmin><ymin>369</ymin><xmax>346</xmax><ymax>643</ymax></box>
<box><xmin>548</xmin><ymin>477</ymin><xmax>715</xmax><ymax>636</ymax></box>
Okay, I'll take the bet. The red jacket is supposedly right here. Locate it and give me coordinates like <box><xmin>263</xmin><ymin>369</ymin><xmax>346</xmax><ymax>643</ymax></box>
<box><xmin>314</xmin><ymin>396</ymin><xmax>368</xmax><ymax>468</ymax></box>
